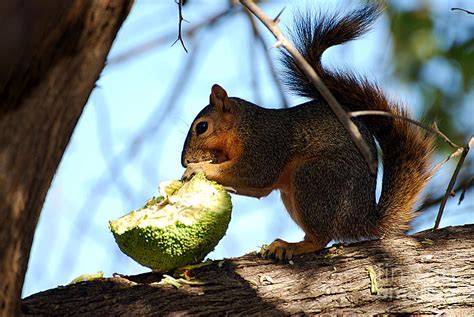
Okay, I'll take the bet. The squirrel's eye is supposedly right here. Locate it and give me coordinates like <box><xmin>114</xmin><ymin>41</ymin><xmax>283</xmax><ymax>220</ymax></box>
<box><xmin>195</xmin><ymin>121</ymin><xmax>208</xmax><ymax>135</ymax></box>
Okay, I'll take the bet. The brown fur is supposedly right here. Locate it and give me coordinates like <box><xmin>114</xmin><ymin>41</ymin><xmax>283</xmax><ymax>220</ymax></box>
<box><xmin>182</xmin><ymin>4</ymin><xmax>434</xmax><ymax>259</ymax></box>
<box><xmin>280</xmin><ymin>4</ymin><xmax>434</xmax><ymax>236</ymax></box>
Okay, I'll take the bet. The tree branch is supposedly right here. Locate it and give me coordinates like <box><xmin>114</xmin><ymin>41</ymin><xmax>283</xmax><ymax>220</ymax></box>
<box><xmin>458</xmin><ymin>176</ymin><xmax>474</xmax><ymax>205</ymax></box>
<box><xmin>108</xmin><ymin>6</ymin><xmax>237</xmax><ymax>65</ymax></box>
<box><xmin>0</xmin><ymin>1</ymin><xmax>133</xmax><ymax>315</ymax></box>
<box><xmin>451</xmin><ymin>7</ymin><xmax>474</xmax><ymax>15</ymax></box>
<box><xmin>22</xmin><ymin>225</ymin><xmax>474</xmax><ymax>315</ymax></box>
<box><xmin>416</xmin><ymin>173</ymin><xmax>474</xmax><ymax>212</ymax></box>
<box><xmin>434</xmin><ymin>136</ymin><xmax>474</xmax><ymax>229</ymax></box>
<box><xmin>348</xmin><ymin>110</ymin><xmax>473</xmax><ymax>227</ymax></box>
<box><xmin>240</xmin><ymin>0</ymin><xmax>377</xmax><ymax>173</ymax></box>
<box><xmin>349</xmin><ymin>110</ymin><xmax>460</xmax><ymax>148</ymax></box>
<box><xmin>171</xmin><ymin>0</ymin><xmax>188</xmax><ymax>53</ymax></box>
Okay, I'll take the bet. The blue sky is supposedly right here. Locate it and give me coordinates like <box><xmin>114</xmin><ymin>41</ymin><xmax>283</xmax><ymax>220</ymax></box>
<box><xmin>23</xmin><ymin>0</ymin><xmax>473</xmax><ymax>297</ymax></box>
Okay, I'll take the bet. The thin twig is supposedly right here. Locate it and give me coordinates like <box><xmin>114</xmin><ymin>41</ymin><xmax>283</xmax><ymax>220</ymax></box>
<box><xmin>240</xmin><ymin>0</ymin><xmax>377</xmax><ymax>173</ymax></box>
<box><xmin>349</xmin><ymin>109</ymin><xmax>466</xmax><ymax>177</ymax></box>
<box><xmin>451</xmin><ymin>7</ymin><xmax>474</xmax><ymax>15</ymax></box>
<box><xmin>244</xmin><ymin>9</ymin><xmax>289</xmax><ymax>108</ymax></box>
<box><xmin>108</xmin><ymin>7</ymin><xmax>236</xmax><ymax>65</ymax></box>
<box><xmin>458</xmin><ymin>176</ymin><xmax>473</xmax><ymax>205</ymax></box>
<box><xmin>434</xmin><ymin>136</ymin><xmax>474</xmax><ymax>229</ymax></box>
<box><xmin>415</xmin><ymin>173</ymin><xmax>474</xmax><ymax>212</ymax></box>
<box><xmin>273</xmin><ymin>7</ymin><xmax>286</xmax><ymax>22</ymax></box>
<box><xmin>431</xmin><ymin>147</ymin><xmax>464</xmax><ymax>175</ymax></box>
<box><xmin>172</xmin><ymin>0</ymin><xmax>189</xmax><ymax>53</ymax></box>
<box><xmin>349</xmin><ymin>110</ymin><xmax>460</xmax><ymax>148</ymax></box>
<box><xmin>350</xmin><ymin>109</ymin><xmax>474</xmax><ymax>218</ymax></box>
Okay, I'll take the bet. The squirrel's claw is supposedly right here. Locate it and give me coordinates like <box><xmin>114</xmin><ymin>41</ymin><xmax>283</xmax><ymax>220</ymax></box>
<box><xmin>182</xmin><ymin>162</ymin><xmax>207</xmax><ymax>181</ymax></box>
<box><xmin>263</xmin><ymin>239</ymin><xmax>294</xmax><ymax>261</ymax></box>
<box><xmin>263</xmin><ymin>237</ymin><xmax>328</xmax><ymax>261</ymax></box>
<box><xmin>181</xmin><ymin>167</ymin><xmax>196</xmax><ymax>181</ymax></box>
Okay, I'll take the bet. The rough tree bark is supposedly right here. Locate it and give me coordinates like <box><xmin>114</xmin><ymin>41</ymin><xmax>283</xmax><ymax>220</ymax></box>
<box><xmin>0</xmin><ymin>1</ymin><xmax>133</xmax><ymax>315</ymax></box>
<box><xmin>23</xmin><ymin>225</ymin><xmax>474</xmax><ymax>315</ymax></box>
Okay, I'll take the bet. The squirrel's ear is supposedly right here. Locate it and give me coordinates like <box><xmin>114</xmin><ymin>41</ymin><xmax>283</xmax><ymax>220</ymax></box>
<box><xmin>210</xmin><ymin>84</ymin><xmax>234</xmax><ymax>113</ymax></box>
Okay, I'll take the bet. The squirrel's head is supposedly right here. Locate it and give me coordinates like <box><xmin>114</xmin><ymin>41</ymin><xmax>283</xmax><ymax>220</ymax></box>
<box><xmin>181</xmin><ymin>84</ymin><xmax>242</xmax><ymax>168</ymax></box>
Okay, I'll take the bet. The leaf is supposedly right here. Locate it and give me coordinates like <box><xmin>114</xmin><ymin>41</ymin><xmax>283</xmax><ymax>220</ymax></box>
<box><xmin>69</xmin><ymin>271</ymin><xmax>104</xmax><ymax>285</ymax></box>
<box><xmin>367</xmin><ymin>266</ymin><xmax>379</xmax><ymax>295</ymax></box>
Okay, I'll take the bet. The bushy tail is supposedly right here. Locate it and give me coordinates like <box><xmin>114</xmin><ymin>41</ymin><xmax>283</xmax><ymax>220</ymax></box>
<box><xmin>281</xmin><ymin>4</ymin><xmax>434</xmax><ymax>235</ymax></box>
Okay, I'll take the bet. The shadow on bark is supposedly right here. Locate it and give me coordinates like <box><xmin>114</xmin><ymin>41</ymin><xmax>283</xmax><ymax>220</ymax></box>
<box><xmin>22</xmin><ymin>225</ymin><xmax>474</xmax><ymax>315</ymax></box>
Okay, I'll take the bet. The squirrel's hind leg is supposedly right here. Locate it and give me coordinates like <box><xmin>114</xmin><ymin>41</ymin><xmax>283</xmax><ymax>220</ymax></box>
<box><xmin>264</xmin><ymin>235</ymin><xmax>330</xmax><ymax>260</ymax></box>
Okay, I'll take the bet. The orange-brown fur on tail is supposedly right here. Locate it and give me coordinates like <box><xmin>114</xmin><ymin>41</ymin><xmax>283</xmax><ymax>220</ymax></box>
<box><xmin>280</xmin><ymin>4</ymin><xmax>435</xmax><ymax>235</ymax></box>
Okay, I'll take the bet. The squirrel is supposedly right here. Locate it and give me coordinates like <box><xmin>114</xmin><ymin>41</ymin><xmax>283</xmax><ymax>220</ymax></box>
<box><xmin>181</xmin><ymin>4</ymin><xmax>434</xmax><ymax>260</ymax></box>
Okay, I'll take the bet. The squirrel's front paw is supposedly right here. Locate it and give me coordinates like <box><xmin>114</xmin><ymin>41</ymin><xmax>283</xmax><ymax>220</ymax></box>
<box><xmin>262</xmin><ymin>239</ymin><xmax>295</xmax><ymax>261</ymax></box>
<box><xmin>182</xmin><ymin>162</ymin><xmax>206</xmax><ymax>181</ymax></box>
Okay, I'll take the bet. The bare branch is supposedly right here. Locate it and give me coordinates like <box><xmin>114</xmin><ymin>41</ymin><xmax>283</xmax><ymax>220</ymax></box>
<box><xmin>348</xmin><ymin>111</ymin><xmax>473</xmax><ymax>218</ymax></box>
<box><xmin>431</xmin><ymin>147</ymin><xmax>464</xmax><ymax>175</ymax></box>
<box><xmin>459</xmin><ymin>176</ymin><xmax>473</xmax><ymax>205</ymax></box>
<box><xmin>451</xmin><ymin>7</ymin><xmax>474</xmax><ymax>15</ymax></box>
<box><xmin>273</xmin><ymin>6</ymin><xmax>286</xmax><ymax>23</ymax></box>
<box><xmin>240</xmin><ymin>0</ymin><xmax>377</xmax><ymax>173</ymax></box>
<box><xmin>416</xmin><ymin>173</ymin><xmax>474</xmax><ymax>212</ymax></box>
<box><xmin>23</xmin><ymin>225</ymin><xmax>474</xmax><ymax>315</ymax></box>
<box><xmin>171</xmin><ymin>0</ymin><xmax>188</xmax><ymax>53</ymax></box>
<box><xmin>349</xmin><ymin>110</ymin><xmax>460</xmax><ymax>149</ymax></box>
<box><xmin>108</xmin><ymin>7</ymin><xmax>237</xmax><ymax>65</ymax></box>
<box><xmin>434</xmin><ymin>136</ymin><xmax>474</xmax><ymax>229</ymax></box>
<box><xmin>348</xmin><ymin>109</ymin><xmax>470</xmax><ymax>211</ymax></box>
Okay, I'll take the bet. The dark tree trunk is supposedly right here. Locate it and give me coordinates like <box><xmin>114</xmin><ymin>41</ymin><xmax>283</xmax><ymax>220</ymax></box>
<box><xmin>0</xmin><ymin>1</ymin><xmax>133</xmax><ymax>315</ymax></box>
<box><xmin>22</xmin><ymin>225</ymin><xmax>474</xmax><ymax>315</ymax></box>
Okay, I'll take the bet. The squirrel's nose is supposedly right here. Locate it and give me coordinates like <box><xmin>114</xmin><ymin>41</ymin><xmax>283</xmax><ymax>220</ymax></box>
<box><xmin>181</xmin><ymin>157</ymin><xmax>190</xmax><ymax>168</ymax></box>
<box><xmin>181</xmin><ymin>148</ymin><xmax>189</xmax><ymax>167</ymax></box>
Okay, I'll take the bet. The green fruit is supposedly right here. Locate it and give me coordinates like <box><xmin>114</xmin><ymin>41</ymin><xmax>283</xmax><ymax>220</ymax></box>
<box><xmin>109</xmin><ymin>173</ymin><xmax>232</xmax><ymax>272</ymax></box>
